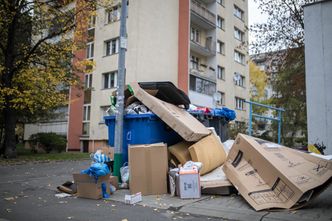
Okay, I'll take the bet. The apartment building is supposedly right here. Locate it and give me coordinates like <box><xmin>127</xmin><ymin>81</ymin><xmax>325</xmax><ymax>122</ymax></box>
<box><xmin>67</xmin><ymin>0</ymin><xmax>249</xmax><ymax>152</ymax></box>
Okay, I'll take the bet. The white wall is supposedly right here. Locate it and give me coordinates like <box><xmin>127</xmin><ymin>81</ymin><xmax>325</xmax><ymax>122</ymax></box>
<box><xmin>304</xmin><ymin>1</ymin><xmax>332</xmax><ymax>154</ymax></box>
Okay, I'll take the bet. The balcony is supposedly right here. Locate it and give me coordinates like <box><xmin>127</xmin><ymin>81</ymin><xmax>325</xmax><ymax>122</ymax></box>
<box><xmin>191</xmin><ymin>0</ymin><xmax>216</xmax><ymax>30</ymax></box>
<box><xmin>190</xmin><ymin>67</ymin><xmax>216</xmax><ymax>82</ymax></box>
<box><xmin>190</xmin><ymin>37</ymin><xmax>216</xmax><ymax>57</ymax></box>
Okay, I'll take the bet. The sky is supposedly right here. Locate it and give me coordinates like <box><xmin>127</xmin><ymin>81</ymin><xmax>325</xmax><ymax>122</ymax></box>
<box><xmin>248</xmin><ymin>1</ymin><xmax>268</xmax><ymax>44</ymax></box>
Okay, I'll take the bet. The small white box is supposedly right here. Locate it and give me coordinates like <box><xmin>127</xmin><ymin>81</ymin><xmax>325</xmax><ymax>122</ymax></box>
<box><xmin>125</xmin><ymin>192</ymin><xmax>142</xmax><ymax>204</ymax></box>
<box><xmin>178</xmin><ymin>173</ymin><xmax>201</xmax><ymax>199</ymax></box>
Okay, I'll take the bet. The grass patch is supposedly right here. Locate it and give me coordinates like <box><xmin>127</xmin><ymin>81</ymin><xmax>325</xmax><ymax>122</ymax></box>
<box><xmin>0</xmin><ymin>143</ymin><xmax>90</xmax><ymax>164</ymax></box>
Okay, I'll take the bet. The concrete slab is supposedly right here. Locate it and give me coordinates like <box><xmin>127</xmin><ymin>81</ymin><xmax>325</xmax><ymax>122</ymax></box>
<box><xmin>180</xmin><ymin>195</ymin><xmax>267</xmax><ymax>220</ymax></box>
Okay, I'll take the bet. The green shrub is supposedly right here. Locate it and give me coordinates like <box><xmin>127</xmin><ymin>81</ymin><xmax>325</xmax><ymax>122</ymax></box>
<box><xmin>29</xmin><ymin>133</ymin><xmax>67</xmax><ymax>153</ymax></box>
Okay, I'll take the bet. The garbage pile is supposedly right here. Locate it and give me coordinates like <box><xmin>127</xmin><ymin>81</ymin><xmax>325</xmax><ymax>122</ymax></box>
<box><xmin>60</xmin><ymin>82</ymin><xmax>332</xmax><ymax>212</ymax></box>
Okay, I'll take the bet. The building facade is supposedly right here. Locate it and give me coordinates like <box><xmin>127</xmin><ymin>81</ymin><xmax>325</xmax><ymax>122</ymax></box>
<box><xmin>67</xmin><ymin>0</ymin><xmax>249</xmax><ymax>152</ymax></box>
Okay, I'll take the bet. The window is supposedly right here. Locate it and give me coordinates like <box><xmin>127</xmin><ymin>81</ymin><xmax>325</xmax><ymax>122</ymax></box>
<box><xmin>217</xmin><ymin>91</ymin><xmax>225</xmax><ymax>106</ymax></box>
<box><xmin>235</xmin><ymin>97</ymin><xmax>245</xmax><ymax>110</ymax></box>
<box><xmin>217</xmin><ymin>66</ymin><xmax>225</xmax><ymax>80</ymax></box>
<box><xmin>234</xmin><ymin>72</ymin><xmax>245</xmax><ymax>87</ymax></box>
<box><xmin>234</xmin><ymin>5</ymin><xmax>244</xmax><ymax>20</ymax></box>
<box><xmin>86</xmin><ymin>42</ymin><xmax>94</xmax><ymax>59</ymax></box>
<box><xmin>88</xmin><ymin>15</ymin><xmax>96</xmax><ymax>30</ymax></box>
<box><xmin>190</xmin><ymin>56</ymin><xmax>200</xmax><ymax>70</ymax></box>
<box><xmin>217</xmin><ymin>16</ymin><xmax>224</xmax><ymax>30</ymax></box>
<box><xmin>190</xmin><ymin>27</ymin><xmax>200</xmax><ymax>43</ymax></box>
<box><xmin>100</xmin><ymin>106</ymin><xmax>111</xmax><ymax>123</ymax></box>
<box><xmin>103</xmin><ymin>71</ymin><xmax>117</xmax><ymax>89</ymax></box>
<box><xmin>217</xmin><ymin>41</ymin><xmax>225</xmax><ymax>54</ymax></box>
<box><xmin>84</xmin><ymin>74</ymin><xmax>93</xmax><ymax>89</ymax></box>
<box><xmin>217</xmin><ymin>0</ymin><xmax>224</xmax><ymax>6</ymax></box>
<box><xmin>234</xmin><ymin>50</ymin><xmax>245</xmax><ymax>64</ymax></box>
<box><xmin>189</xmin><ymin>75</ymin><xmax>216</xmax><ymax>96</ymax></box>
<box><xmin>83</xmin><ymin>105</ymin><xmax>91</xmax><ymax>122</ymax></box>
<box><xmin>105</xmin><ymin>38</ymin><xmax>119</xmax><ymax>56</ymax></box>
<box><xmin>107</xmin><ymin>6</ymin><xmax>120</xmax><ymax>23</ymax></box>
<box><xmin>234</xmin><ymin>27</ymin><xmax>244</xmax><ymax>42</ymax></box>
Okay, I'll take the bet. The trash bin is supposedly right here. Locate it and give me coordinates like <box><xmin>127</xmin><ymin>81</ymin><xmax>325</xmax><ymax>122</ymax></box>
<box><xmin>104</xmin><ymin>113</ymin><xmax>182</xmax><ymax>164</ymax></box>
<box><xmin>189</xmin><ymin>111</ymin><xmax>230</xmax><ymax>142</ymax></box>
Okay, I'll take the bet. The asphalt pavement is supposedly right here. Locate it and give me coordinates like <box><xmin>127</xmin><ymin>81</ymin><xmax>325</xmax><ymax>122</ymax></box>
<box><xmin>0</xmin><ymin>160</ymin><xmax>331</xmax><ymax>221</ymax></box>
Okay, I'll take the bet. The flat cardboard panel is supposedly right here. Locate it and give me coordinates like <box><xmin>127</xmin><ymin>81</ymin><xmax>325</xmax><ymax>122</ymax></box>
<box><xmin>73</xmin><ymin>174</ymin><xmax>110</xmax><ymax>200</ymax></box>
<box><xmin>129</xmin><ymin>82</ymin><xmax>210</xmax><ymax>142</ymax></box>
<box><xmin>129</xmin><ymin>143</ymin><xmax>168</xmax><ymax>195</ymax></box>
<box><xmin>223</xmin><ymin>134</ymin><xmax>332</xmax><ymax>211</ymax></box>
<box><xmin>189</xmin><ymin>133</ymin><xmax>227</xmax><ymax>175</ymax></box>
<box><xmin>110</xmin><ymin>176</ymin><xmax>119</xmax><ymax>189</ymax></box>
<box><xmin>169</xmin><ymin>141</ymin><xmax>193</xmax><ymax>165</ymax></box>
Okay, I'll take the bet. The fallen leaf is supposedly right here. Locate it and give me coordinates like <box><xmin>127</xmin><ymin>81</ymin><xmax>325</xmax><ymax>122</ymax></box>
<box><xmin>4</xmin><ymin>197</ymin><xmax>15</xmax><ymax>201</ymax></box>
<box><xmin>111</xmin><ymin>204</ymin><xmax>116</xmax><ymax>207</ymax></box>
<box><xmin>121</xmin><ymin>219</ymin><xmax>128</xmax><ymax>221</ymax></box>
<box><xmin>186</xmin><ymin>213</ymin><xmax>190</xmax><ymax>216</ymax></box>
<box><xmin>6</xmin><ymin>209</ymin><xmax>12</xmax><ymax>213</ymax></box>
<box><xmin>96</xmin><ymin>204</ymin><xmax>100</xmax><ymax>207</ymax></box>
<box><xmin>67</xmin><ymin>217</ymin><xmax>73</xmax><ymax>220</ymax></box>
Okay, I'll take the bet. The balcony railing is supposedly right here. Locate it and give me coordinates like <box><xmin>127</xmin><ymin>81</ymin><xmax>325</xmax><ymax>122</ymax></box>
<box><xmin>190</xmin><ymin>67</ymin><xmax>216</xmax><ymax>82</ymax></box>
<box><xmin>191</xmin><ymin>0</ymin><xmax>216</xmax><ymax>28</ymax></box>
<box><xmin>190</xmin><ymin>37</ymin><xmax>216</xmax><ymax>57</ymax></box>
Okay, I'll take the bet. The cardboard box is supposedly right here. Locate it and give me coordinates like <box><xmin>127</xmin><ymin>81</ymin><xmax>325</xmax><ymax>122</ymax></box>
<box><xmin>178</xmin><ymin>170</ymin><xmax>201</xmax><ymax>199</ymax></box>
<box><xmin>223</xmin><ymin>134</ymin><xmax>332</xmax><ymax>211</ymax></box>
<box><xmin>189</xmin><ymin>133</ymin><xmax>227</xmax><ymax>175</ymax></box>
<box><xmin>109</xmin><ymin>175</ymin><xmax>119</xmax><ymax>190</ymax></box>
<box><xmin>169</xmin><ymin>141</ymin><xmax>193</xmax><ymax>165</ymax></box>
<box><xmin>73</xmin><ymin>174</ymin><xmax>110</xmax><ymax>200</ymax></box>
<box><xmin>129</xmin><ymin>82</ymin><xmax>210</xmax><ymax>142</ymax></box>
<box><xmin>129</xmin><ymin>143</ymin><xmax>168</xmax><ymax>195</ymax></box>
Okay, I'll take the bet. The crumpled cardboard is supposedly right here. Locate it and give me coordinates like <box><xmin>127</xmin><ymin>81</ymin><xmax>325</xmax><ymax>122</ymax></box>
<box><xmin>223</xmin><ymin>134</ymin><xmax>332</xmax><ymax>211</ymax></box>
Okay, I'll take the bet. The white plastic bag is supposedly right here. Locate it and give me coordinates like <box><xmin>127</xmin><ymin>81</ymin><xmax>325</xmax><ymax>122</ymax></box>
<box><xmin>120</xmin><ymin>163</ymin><xmax>129</xmax><ymax>183</ymax></box>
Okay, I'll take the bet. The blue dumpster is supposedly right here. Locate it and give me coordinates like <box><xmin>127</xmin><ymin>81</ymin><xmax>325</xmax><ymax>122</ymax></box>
<box><xmin>104</xmin><ymin>113</ymin><xmax>182</xmax><ymax>164</ymax></box>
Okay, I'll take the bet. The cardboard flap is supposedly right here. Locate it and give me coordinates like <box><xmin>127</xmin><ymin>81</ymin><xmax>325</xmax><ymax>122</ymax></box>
<box><xmin>129</xmin><ymin>82</ymin><xmax>210</xmax><ymax>142</ymax></box>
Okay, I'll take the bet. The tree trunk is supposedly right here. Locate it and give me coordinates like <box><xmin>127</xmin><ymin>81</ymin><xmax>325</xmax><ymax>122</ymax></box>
<box><xmin>3</xmin><ymin>108</ymin><xmax>17</xmax><ymax>158</ymax></box>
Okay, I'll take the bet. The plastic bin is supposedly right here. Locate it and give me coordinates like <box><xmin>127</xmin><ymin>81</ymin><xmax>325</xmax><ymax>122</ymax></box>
<box><xmin>104</xmin><ymin>113</ymin><xmax>182</xmax><ymax>164</ymax></box>
<box><xmin>189</xmin><ymin>112</ymin><xmax>229</xmax><ymax>142</ymax></box>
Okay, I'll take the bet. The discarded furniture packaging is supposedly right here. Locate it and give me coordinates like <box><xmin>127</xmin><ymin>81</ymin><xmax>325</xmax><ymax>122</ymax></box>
<box><xmin>178</xmin><ymin>166</ymin><xmax>201</xmax><ymax>199</ymax></box>
<box><xmin>189</xmin><ymin>133</ymin><xmax>227</xmax><ymax>175</ymax></box>
<box><xmin>129</xmin><ymin>143</ymin><xmax>168</xmax><ymax>196</ymax></box>
<box><xmin>72</xmin><ymin>174</ymin><xmax>110</xmax><ymax>200</ymax></box>
<box><xmin>125</xmin><ymin>192</ymin><xmax>142</xmax><ymax>204</ymax></box>
<box><xmin>200</xmin><ymin>166</ymin><xmax>235</xmax><ymax>195</ymax></box>
<box><xmin>169</xmin><ymin>141</ymin><xmax>193</xmax><ymax>165</ymax></box>
<box><xmin>129</xmin><ymin>82</ymin><xmax>211</xmax><ymax>142</ymax></box>
<box><xmin>223</xmin><ymin>134</ymin><xmax>332</xmax><ymax>211</ymax></box>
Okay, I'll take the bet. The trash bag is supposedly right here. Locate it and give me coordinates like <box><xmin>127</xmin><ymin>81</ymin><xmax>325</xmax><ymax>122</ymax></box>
<box><xmin>212</xmin><ymin>108</ymin><xmax>236</xmax><ymax>121</ymax></box>
<box><xmin>91</xmin><ymin>150</ymin><xmax>111</xmax><ymax>164</ymax></box>
<box><xmin>81</xmin><ymin>163</ymin><xmax>110</xmax><ymax>181</ymax></box>
<box><xmin>120</xmin><ymin>163</ymin><xmax>129</xmax><ymax>183</ymax></box>
<box><xmin>125</xmin><ymin>101</ymin><xmax>150</xmax><ymax>114</ymax></box>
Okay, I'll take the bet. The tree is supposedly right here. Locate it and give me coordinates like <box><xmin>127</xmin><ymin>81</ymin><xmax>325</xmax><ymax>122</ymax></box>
<box><xmin>0</xmin><ymin>0</ymin><xmax>95</xmax><ymax>158</ymax></box>
<box><xmin>249</xmin><ymin>61</ymin><xmax>267</xmax><ymax>100</ymax></box>
<box><xmin>250</xmin><ymin>0</ymin><xmax>309</xmax><ymax>146</ymax></box>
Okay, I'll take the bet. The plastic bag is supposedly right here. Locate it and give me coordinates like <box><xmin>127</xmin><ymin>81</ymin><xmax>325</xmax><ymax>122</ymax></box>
<box><xmin>120</xmin><ymin>163</ymin><xmax>129</xmax><ymax>183</ymax></box>
<box><xmin>81</xmin><ymin>163</ymin><xmax>110</xmax><ymax>181</ymax></box>
<box><xmin>91</xmin><ymin>150</ymin><xmax>111</xmax><ymax>164</ymax></box>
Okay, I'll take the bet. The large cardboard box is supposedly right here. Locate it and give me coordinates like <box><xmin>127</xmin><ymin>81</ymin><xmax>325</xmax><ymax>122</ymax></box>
<box><xmin>73</xmin><ymin>174</ymin><xmax>110</xmax><ymax>200</ymax></box>
<box><xmin>129</xmin><ymin>82</ymin><xmax>210</xmax><ymax>142</ymax></box>
<box><xmin>169</xmin><ymin>141</ymin><xmax>193</xmax><ymax>165</ymax></box>
<box><xmin>189</xmin><ymin>133</ymin><xmax>227</xmax><ymax>175</ymax></box>
<box><xmin>129</xmin><ymin>143</ymin><xmax>168</xmax><ymax>195</ymax></box>
<box><xmin>223</xmin><ymin>134</ymin><xmax>332</xmax><ymax>211</ymax></box>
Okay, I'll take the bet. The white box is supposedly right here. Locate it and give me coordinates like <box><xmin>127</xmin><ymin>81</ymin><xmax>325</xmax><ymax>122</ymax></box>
<box><xmin>125</xmin><ymin>192</ymin><xmax>142</xmax><ymax>204</ymax></box>
<box><xmin>178</xmin><ymin>173</ymin><xmax>201</xmax><ymax>199</ymax></box>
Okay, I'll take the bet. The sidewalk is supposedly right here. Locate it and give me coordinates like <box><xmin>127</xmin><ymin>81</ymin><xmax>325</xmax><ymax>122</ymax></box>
<box><xmin>0</xmin><ymin>160</ymin><xmax>331</xmax><ymax>221</ymax></box>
